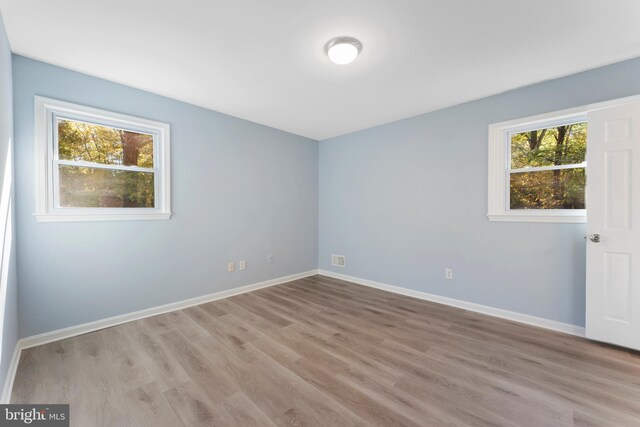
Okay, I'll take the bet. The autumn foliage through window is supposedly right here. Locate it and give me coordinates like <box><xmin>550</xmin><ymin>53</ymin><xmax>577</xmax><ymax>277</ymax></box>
<box><xmin>57</xmin><ymin>118</ymin><xmax>155</xmax><ymax>208</ymax></box>
<box><xmin>509</xmin><ymin>122</ymin><xmax>586</xmax><ymax>210</ymax></box>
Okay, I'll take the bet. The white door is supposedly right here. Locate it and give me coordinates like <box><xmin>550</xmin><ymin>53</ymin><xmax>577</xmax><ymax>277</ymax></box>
<box><xmin>586</xmin><ymin>101</ymin><xmax>640</xmax><ymax>350</ymax></box>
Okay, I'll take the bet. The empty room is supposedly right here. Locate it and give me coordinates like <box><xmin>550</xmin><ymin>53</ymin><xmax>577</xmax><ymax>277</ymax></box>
<box><xmin>0</xmin><ymin>0</ymin><xmax>639</xmax><ymax>426</ymax></box>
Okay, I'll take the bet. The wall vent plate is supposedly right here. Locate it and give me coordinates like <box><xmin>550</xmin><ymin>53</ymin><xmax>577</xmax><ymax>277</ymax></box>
<box><xmin>331</xmin><ymin>254</ymin><xmax>346</xmax><ymax>267</ymax></box>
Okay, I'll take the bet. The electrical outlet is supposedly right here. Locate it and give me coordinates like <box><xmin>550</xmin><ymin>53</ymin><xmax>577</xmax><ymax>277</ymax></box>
<box><xmin>239</xmin><ymin>260</ymin><xmax>246</xmax><ymax>271</ymax></box>
<box><xmin>267</xmin><ymin>254</ymin><xmax>275</xmax><ymax>264</ymax></box>
<box><xmin>331</xmin><ymin>254</ymin><xmax>346</xmax><ymax>267</ymax></box>
<box><xmin>228</xmin><ymin>262</ymin><xmax>235</xmax><ymax>272</ymax></box>
<box><xmin>445</xmin><ymin>268</ymin><xmax>453</xmax><ymax>280</ymax></box>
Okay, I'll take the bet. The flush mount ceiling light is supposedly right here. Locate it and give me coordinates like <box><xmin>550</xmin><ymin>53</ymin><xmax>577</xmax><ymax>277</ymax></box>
<box><xmin>325</xmin><ymin>37</ymin><xmax>362</xmax><ymax>65</ymax></box>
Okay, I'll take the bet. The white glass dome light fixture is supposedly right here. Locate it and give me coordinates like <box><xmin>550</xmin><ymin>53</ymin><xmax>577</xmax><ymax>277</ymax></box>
<box><xmin>325</xmin><ymin>37</ymin><xmax>362</xmax><ymax>65</ymax></box>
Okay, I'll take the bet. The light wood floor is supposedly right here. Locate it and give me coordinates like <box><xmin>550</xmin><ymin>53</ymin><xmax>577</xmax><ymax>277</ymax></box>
<box><xmin>10</xmin><ymin>275</ymin><xmax>640</xmax><ymax>426</ymax></box>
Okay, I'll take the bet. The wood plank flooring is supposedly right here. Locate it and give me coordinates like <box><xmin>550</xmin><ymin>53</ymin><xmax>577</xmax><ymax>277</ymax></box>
<box><xmin>10</xmin><ymin>275</ymin><xmax>640</xmax><ymax>426</ymax></box>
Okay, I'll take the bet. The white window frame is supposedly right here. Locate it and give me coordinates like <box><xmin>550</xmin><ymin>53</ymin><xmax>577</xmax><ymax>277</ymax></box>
<box><xmin>488</xmin><ymin>107</ymin><xmax>588</xmax><ymax>223</ymax></box>
<box><xmin>35</xmin><ymin>96</ymin><xmax>171</xmax><ymax>222</ymax></box>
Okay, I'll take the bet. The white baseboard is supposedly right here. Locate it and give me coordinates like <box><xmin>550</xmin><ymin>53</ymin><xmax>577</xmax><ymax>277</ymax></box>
<box><xmin>1</xmin><ymin>269</ymin><xmax>319</xmax><ymax>403</ymax></box>
<box><xmin>1</xmin><ymin>341</ymin><xmax>22</xmax><ymax>404</ymax></box>
<box><xmin>318</xmin><ymin>269</ymin><xmax>585</xmax><ymax>337</ymax></box>
<box><xmin>20</xmin><ymin>269</ymin><xmax>320</xmax><ymax>350</ymax></box>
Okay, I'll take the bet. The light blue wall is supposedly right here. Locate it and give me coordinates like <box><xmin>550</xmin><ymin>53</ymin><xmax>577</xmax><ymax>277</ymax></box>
<box><xmin>0</xmin><ymin>11</ymin><xmax>18</xmax><ymax>395</ymax></box>
<box><xmin>13</xmin><ymin>56</ymin><xmax>318</xmax><ymax>337</ymax></box>
<box><xmin>319</xmin><ymin>57</ymin><xmax>640</xmax><ymax>327</ymax></box>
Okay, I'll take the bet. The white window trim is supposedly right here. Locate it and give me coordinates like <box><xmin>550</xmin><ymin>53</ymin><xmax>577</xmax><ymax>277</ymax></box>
<box><xmin>488</xmin><ymin>108</ymin><xmax>587</xmax><ymax>223</ymax></box>
<box><xmin>34</xmin><ymin>96</ymin><xmax>171</xmax><ymax>222</ymax></box>
<box><xmin>488</xmin><ymin>94</ymin><xmax>640</xmax><ymax>223</ymax></box>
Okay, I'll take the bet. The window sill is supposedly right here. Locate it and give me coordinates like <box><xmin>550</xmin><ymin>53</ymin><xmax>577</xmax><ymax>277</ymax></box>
<box><xmin>488</xmin><ymin>213</ymin><xmax>586</xmax><ymax>223</ymax></box>
<box><xmin>35</xmin><ymin>212</ymin><xmax>172</xmax><ymax>222</ymax></box>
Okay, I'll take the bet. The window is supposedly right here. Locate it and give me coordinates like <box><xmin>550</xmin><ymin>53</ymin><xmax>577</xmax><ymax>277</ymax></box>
<box><xmin>488</xmin><ymin>110</ymin><xmax>587</xmax><ymax>223</ymax></box>
<box><xmin>35</xmin><ymin>97</ymin><xmax>171</xmax><ymax>222</ymax></box>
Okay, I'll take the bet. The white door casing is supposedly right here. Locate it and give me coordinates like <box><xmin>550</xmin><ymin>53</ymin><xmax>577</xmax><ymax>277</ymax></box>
<box><xmin>586</xmin><ymin>101</ymin><xmax>640</xmax><ymax>350</ymax></box>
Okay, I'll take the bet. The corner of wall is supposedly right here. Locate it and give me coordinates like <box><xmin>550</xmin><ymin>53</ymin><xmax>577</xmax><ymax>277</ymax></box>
<box><xmin>0</xmin><ymin>8</ymin><xmax>20</xmax><ymax>404</ymax></box>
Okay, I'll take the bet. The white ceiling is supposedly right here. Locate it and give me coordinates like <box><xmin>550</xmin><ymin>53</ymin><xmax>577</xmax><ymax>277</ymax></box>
<box><xmin>2</xmin><ymin>1</ymin><xmax>640</xmax><ymax>140</ymax></box>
